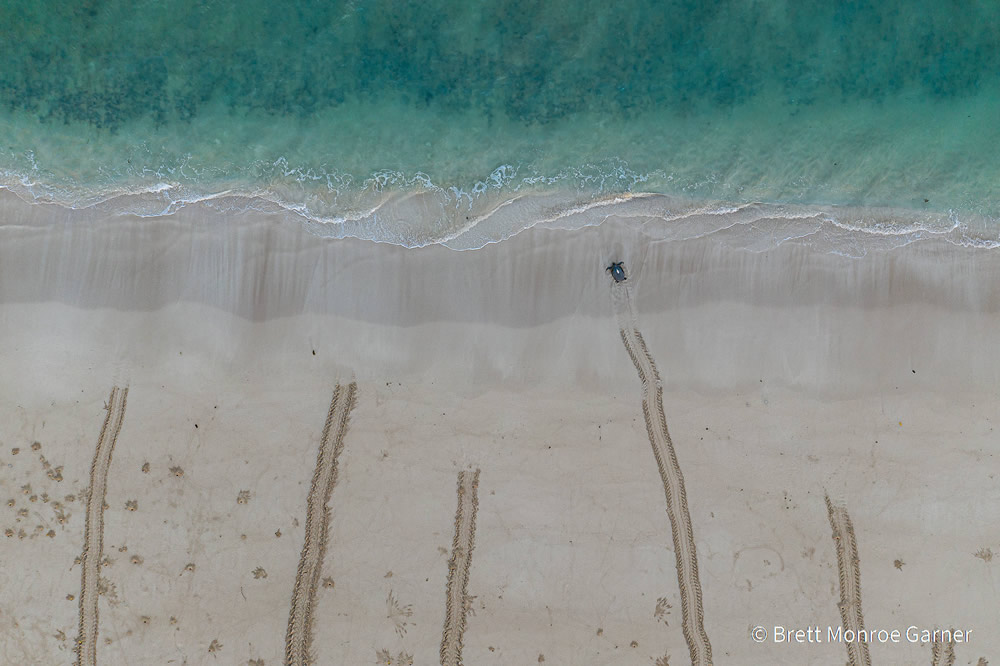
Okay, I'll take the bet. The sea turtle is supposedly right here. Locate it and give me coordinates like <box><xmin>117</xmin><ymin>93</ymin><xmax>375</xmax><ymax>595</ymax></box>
<box><xmin>606</xmin><ymin>261</ymin><xmax>627</xmax><ymax>283</ymax></box>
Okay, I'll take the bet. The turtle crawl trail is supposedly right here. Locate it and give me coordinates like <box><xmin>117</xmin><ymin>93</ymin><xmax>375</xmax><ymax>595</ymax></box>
<box><xmin>440</xmin><ymin>468</ymin><xmax>481</xmax><ymax>666</ymax></box>
<box><xmin>825</xmin><ymin>496</ymin><xmax>872</xmax><ymax>666</ymax></box>
<box><xmin>76</xmin><ymin>386</ymin><xmax>128</xmax><ymax>666</ymax></box>
<box><xmin>284</xmin><ymin>382</ymin><xmax>358</xmax><ymax>666</ymax></box>
<box><xmin>611</xmin><ymin>282</ymin><xmax>713</xmax><ymax>666</ymax></box>
<box><xmin>931</xmin><ymin>635</ymin><xmax>957</xmax><ymax>666</ymax></box>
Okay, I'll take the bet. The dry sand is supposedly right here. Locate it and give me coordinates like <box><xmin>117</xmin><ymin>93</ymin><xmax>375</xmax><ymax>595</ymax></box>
<box><xmin>0</xmin><ymin>191</ymin><xmax>997</xmax><ymax>664</ymax></box>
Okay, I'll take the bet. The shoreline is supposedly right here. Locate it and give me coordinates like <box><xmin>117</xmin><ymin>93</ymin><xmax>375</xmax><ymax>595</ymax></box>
<box><xmin>1</xmin><ymin>182</ymin><xmax>995</xmax><ymax>252</ymax></box>
<box><xmin>2</xmin><ymin>190</ymin><xmax>999</xmax><ymax>395</ymax></box>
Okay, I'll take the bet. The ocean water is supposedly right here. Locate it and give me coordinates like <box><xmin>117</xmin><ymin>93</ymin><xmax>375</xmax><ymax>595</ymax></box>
<box><xmin>2</xmin><ymin>0</ymin><xmax>999</xmax><ymax>251</ymax></box>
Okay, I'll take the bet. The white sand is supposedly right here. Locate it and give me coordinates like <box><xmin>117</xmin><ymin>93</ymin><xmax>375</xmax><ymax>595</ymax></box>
<box><xmin>0</xmin><ymin>192</ymin><xmax>997</xmax><ymax>664</ymax></box>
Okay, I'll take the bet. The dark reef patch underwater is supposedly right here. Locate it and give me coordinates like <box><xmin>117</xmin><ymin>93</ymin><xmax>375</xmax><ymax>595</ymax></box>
<box><xmin>1</xmin><ymin>0</ymin><xmax>999</xmax><ymax>248</ymax></box>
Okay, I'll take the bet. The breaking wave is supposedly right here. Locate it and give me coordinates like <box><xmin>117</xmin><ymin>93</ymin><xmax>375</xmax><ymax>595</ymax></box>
<box><xmin>2</xmin><ymin>159</ymin><xmax>998</xmax><ymax>257</ymax></box>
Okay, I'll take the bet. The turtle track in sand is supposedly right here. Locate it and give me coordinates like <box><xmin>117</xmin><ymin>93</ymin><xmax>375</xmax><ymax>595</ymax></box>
<box><xmin>825</xmin><ymin>496</ymin><xmax>871</xmax><ymax>666</ymax></box>
<box><xmin>931</xmin><ymin>633</ymin><xmax>956</xmax><ymax>666</ymax></box>
<box><xmin>76</xmin><ymin>387</ymin><xmax>128</xmax><ymax>666</ymax></box>
<box><xmin>284</xmin><ymin>382</ymin><xmax>357</xmax><ymax>666</ymax></box>
<box><xmin>611</xmin><ymin>283</ymin><xmax>713</xmax><ymax>666</ymax></box>
<box><xmin>440</xmin><ymin>468</ymin><xmax>481</xmax><ymax>666</ymax></box>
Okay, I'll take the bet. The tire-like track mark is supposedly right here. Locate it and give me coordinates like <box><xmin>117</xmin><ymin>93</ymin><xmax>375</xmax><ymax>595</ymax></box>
<box><xmin>930</xmin><ymin>632</ymin><xmax>956</xmax><ymax>666</ymax></box>
<box><xmin>611</xmin><ymin>283</ymin><xmax>713</xmax><ymax>666</ymax></box>
<box><xmin>284</xmin><ymin>382</ymin><xmax>357</xmax><ymax>666</ymax></box>
<box><xmin>825</xmin><ymin>496</ymin><xmax>871</xmax><ymax>666</ymax></box>
<box><xmin>76</xmin><ymin>386</ymin><xmax>128</xmax><ymax>666</ymax></box>
<box><xmin>440</xmin><ymin>468</ymin><xmax>481</xmax><ymax>666</ymax></box>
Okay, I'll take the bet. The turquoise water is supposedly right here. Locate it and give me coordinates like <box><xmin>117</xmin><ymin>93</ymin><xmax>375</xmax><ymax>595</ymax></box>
<box><xmin>2</xmin><ymin>1</ymin><xmax>999</xmax><ymax>247</ymax></box>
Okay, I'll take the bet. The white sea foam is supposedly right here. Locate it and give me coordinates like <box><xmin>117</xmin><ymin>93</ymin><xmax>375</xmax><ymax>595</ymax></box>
<box><xmin>1</xmin><ymin>163</ymin><xmax>998</xmax><ymax>257</ymax></box>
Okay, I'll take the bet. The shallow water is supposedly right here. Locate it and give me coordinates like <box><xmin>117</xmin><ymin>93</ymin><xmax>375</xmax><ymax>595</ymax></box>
<box><xmin>2</xmin><ymin>0</ymin><xmax>999</xmax><ymax>249</ymax></box>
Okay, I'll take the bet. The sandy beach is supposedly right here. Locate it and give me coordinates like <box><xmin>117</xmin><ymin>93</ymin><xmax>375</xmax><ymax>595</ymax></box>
<box><xmin>1</xmin><ymin>191</ymin><xmax>998</xmax><ymax>665</ymax></box>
